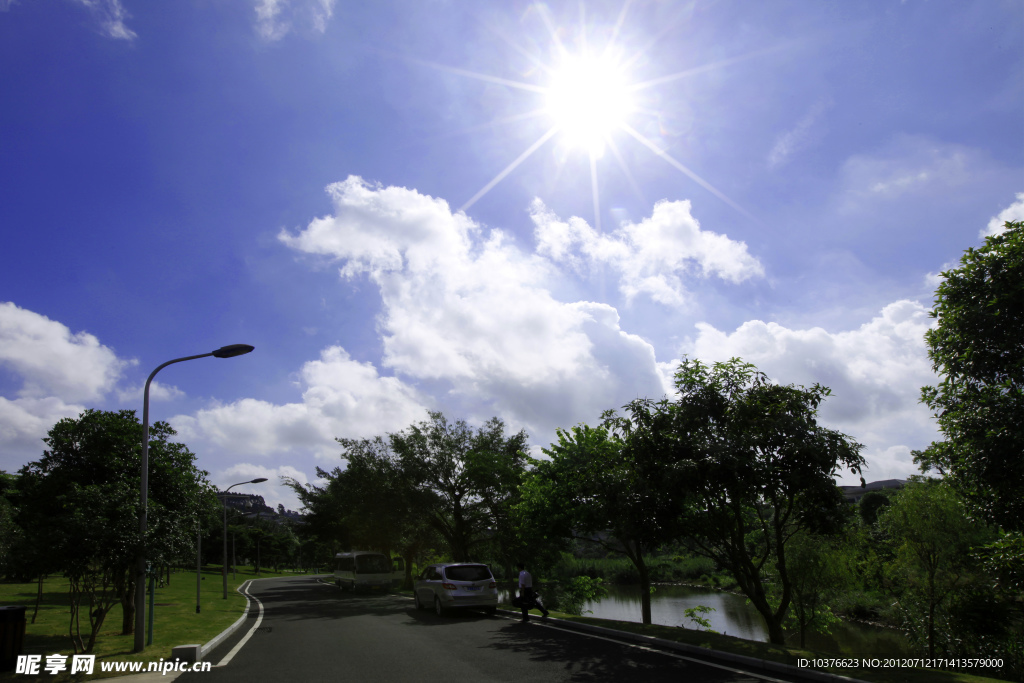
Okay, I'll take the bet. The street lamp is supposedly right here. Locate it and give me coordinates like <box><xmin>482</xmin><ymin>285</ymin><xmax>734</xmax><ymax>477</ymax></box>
<box><xmin>134</xmin><ymin>344</ymin><xmax>254</xmax><ymax>653</ymax></box>
<box><xmin>223</xmin><ymin>478</ymin><xmax>268</xmax><ymax>598</ymax></box>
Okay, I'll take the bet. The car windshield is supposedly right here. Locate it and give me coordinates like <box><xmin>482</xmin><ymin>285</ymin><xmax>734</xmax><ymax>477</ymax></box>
<box><xmin>355</xmin><ymin>555</ymin><xmax>392</xmax><ymax>574</ymax></box>
<box><xmin>444</xmin><ymin>565</ymin><xmax>492</xmax><ymax>582</ymax></box>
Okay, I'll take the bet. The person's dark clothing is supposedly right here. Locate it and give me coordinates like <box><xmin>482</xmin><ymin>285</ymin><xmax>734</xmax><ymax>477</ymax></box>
<box><xmin>517</xmin><ymin>568</ymin><xmax>549</xmax><ymax>622</ymax></box>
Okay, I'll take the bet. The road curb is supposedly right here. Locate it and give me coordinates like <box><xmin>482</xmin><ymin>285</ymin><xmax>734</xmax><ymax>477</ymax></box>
<box><xmin>496</xmin><ymin>609</ymin><xmax>868</xmax><ymax>683</ymax></box>
<box><xmin>198</xmin><ymin>576</ymin><xmax>281</xmax><ymax>659</ymax></box>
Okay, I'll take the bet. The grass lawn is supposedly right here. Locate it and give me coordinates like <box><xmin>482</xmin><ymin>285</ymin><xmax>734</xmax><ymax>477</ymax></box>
<box><xmin>497</xmin><ymin>602</ymin><xmax>1013</xmax><ymax>683</ymax></box>
<box><xmin>0</xmin><ymin>566</ymin><xmax>319</xmax><ymax>681</ymax></box>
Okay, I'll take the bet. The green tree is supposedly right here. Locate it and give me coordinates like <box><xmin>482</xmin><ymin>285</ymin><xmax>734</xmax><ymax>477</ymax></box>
<box><xmin>284</xmin><ymin>466</ymin><xmax>353</xmax><ymax>555</ymax></box>
<box><xmin>918</xmin><ymin>221</ymin><xmax>1024</xmax><ymax>585</ymax></box>
<box><xmin>16</xmin><ymin>410</ymin><xmax>216</xmax><ymax>650</ymax></box>
<box><xmin>667</xmin><ymin>358</ymin><xmax>865</xmax><ymax>645</ymax></box>
<box><xmin>857</xmin><ymin>490</ymin><xmax>891</xmax><ymax>527</ymax></box>
<box><xmin>519</xmin><ymin>409</ymin><xmax>684</xmax><ymax>625</ymax></box>
<box><xmin>0</xmin><ymin>471</ymin><xmax>17</xmax><ymax>578</ymax></box>
<box><xmin>779</xmin><ymin>532</ymin><xmax>847</xmax><ymax>648</ymax></box>
<box><xmin>390</xmin><ymin>412</ymin><xmax>530</xmax><ymax>563</ymax></box>
<box><xmin>878</xmin><ymin>478</ymin><xmax>994</xmax><ymax>658</ymax></box>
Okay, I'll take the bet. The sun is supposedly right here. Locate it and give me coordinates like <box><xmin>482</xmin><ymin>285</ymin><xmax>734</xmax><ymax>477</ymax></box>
<box><xmin>544</xmin><ymin>53</ymin><xmax>634</xmax><ymax>158</ymax></box>
<box><xmin>420</xmin><ymin>2</ymin><xmax>758</xmax><ymax>226</ymax></box>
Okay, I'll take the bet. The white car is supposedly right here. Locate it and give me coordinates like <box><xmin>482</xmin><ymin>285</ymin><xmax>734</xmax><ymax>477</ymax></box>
<box><xmin>413</xmin><ymin>563</ymin><xmax>498</xmax><ymax>616</ymax></box>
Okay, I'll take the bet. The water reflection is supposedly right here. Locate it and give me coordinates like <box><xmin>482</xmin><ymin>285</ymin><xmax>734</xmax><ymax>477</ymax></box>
<box><xmin>508</xmin><ymin>584</ymin><xmax>913</xmax><ymax>657</ymax></box>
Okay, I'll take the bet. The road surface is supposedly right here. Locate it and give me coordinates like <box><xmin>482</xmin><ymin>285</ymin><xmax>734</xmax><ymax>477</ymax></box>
<box><xmin>179</xmin><ymin>575</ymin><xmax>807</xmax><ymax>682</ymax></box>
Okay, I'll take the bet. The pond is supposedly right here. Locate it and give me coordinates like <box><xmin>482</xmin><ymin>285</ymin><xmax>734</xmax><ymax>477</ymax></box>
<box><xmin>511</xmin><ymin>584</ymin><xmax>914</xmax><ymax>657</ymax></box>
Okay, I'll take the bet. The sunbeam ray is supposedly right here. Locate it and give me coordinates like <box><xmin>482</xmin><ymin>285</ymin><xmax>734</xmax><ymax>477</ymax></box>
<box><xmin>602</xmin><ymin>0</ymin><xmax>633</xmax><ymax>60</ymax></box>
<box><xmin>536</xmin><ymin>3</ymin><xmax>568</xmax><ymax>59</ymax></box>
<box><xmin>629</xmin><ymin>42</ymin><xmax>794</xmax><ymax>92</ymax></box>
<box><xmin>605</xmin><ymin>135</ymin><xmax>647</xmax><ymax>209</ymax></box>
<box><xmin>620</xmin><ymin>123</ymin><xmax>760</xmax><ymax>224</ymax></box>
<box><xmin>411</xmin><ymin>58</ymin><xmax>547</xmax><ymax>94</ymax></box>
<box><xmin>589</xmin><ymin>151</ymin><xmax>601</xmax><ymax>232</ymax></box>
<box><xmin>410</xmin><ymin>109</ymin><xmax>548</xmax><ymax>148</ymax></box>
<box><xmin>460</xmin><ymin>126</ymin><xmax>559</xmax><ymax>212</ymax></box>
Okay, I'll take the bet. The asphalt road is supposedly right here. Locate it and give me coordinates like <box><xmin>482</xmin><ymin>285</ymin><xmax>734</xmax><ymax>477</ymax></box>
<box><xmin>179</xmin><ymin>575</ymin><xmax>809</xmax><ymax>683</ymax></box>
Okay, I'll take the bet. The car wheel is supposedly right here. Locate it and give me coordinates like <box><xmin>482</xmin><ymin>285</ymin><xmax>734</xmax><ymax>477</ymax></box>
<box><xmin>413</xmin><ymin>591</ymin><xmax>424</xmax><ymax>611</ymax></box>
<box><xmin>434</xmin><ymin>596</ymin><xmax>446</xmax><ymax>617</ymax></box>
<box><xmin>485</xmin><ymin>606</ymin><xmax>496</xmax><ymax>616</ymax></box>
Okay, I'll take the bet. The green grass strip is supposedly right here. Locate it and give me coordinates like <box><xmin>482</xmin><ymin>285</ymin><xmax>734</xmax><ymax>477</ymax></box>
<box><xmin>0</xmin><ymin>567</ymin><xmax>317</xmax><ymax>681</ymax></box>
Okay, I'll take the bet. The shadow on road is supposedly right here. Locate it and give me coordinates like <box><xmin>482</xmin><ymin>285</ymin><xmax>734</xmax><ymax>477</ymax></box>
<box><xmin>483</xmin><ymin>623</ymin><xmax>747</xmax><ymax>683</ymax></box>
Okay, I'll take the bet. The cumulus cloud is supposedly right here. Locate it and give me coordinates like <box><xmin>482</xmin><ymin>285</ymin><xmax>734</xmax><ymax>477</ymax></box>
<box><xmin>0</xmin><ymin>396</ymin><xmax>85</xmax><ymax>464</ymax></box>
<box><xmin>214</xmin><ymin>463</ymin><xmax>314</xmax><ymax>512</ymax></box>
<box><xmin>0</xmin><ymin>302</ymin><xmax>133</xmax><ymax>467</ymax></box>
<box><xmin>254</xmin><ymin>0</ymin><xmax>336</xmax><ymax>41</ymax></box>
<box><xmin>0</xmin><ymin>302</ymin><xmax>129</xmax><ymax>403</ymax></box>
<box><xmin>279</xmin><ymin>177</ymin><xmax>669</xmax><ymax>443</ymax></box>
<box><xmin>170</xmin><ymin>345</ymin><xmax>428</xmax><ymax>461</ymax></box>
<box><xmin>981</xmin><ymin>192</ymin><xmax>1024</xmax><ymax>238</ymax></box>
<box><xmin>530</xmin><ymin>198</ymin><xmax>763</xmax><ymax>306</ymax></box>
<box><xmin>685</xmin><ymin>300</ymin><xmax>939</xmax><ymax>483</ymax></box>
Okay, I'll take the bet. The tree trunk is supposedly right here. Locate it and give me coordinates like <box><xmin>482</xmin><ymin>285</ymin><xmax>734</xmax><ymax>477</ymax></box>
<box><xmin>746</xmin><ymin>585</ymin><xmax>787</xmax><ymax>645</ymax></box>
<box><xmin>927</xmin><ymin>601</ymin><xmax>935</xmax><ymax>659</ymax></box>
<box><xmin>119</xmin><ymin>574</ymin><xmax>135</xmax><ymax>635</ymax></box>
<box><xmin>32</xmin><ymin>574</ymin><xmax>43</xmax><ymax>624</ymax></box>
<box><xmin>403</xmin><ymin>551</ymin><xmax>415</xmax><ymax>590</ymax></box>
<box><xmin>638</xmin><ymin>557</ymin><xmax>652</xmax><ymax>625</ymax></box>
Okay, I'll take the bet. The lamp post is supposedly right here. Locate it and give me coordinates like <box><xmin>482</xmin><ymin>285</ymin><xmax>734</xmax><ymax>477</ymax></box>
<box><xmin>223</xmin><ymin>478</ymin><xmax>267</xmax><ymax>598</ymax></box>
<box><xmin>196</xmin><ymin>522</ymin><xmax>202</xmax><ymax>614</ymax></box>
<box><xmin>134</xmin><ymin>344</ymin><xmax>254</xmax><ymax>653</ymax></box>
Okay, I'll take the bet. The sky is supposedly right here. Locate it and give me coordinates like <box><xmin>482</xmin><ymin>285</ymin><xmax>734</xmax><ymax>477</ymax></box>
<box><xmin>1</xmin><ymin>0</ymin><xmax>1022</xmax><ymax>513</ymax></box>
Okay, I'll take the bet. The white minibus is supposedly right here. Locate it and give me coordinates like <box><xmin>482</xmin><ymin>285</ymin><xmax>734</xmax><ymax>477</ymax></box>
<box><xmin>333</xmin><ymin>551</ymin><xmax>395</xmax><ymax>592</ymax></box>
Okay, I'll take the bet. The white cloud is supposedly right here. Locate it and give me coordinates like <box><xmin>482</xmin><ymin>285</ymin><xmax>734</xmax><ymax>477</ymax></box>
<box><xmin>214</xmin><ymin>463</ymin><xmax>312</xmax><ymax>513</ymax></box>
<box><xmin>0</xmin><ymin>396</ymin><xmax>85</xmax><ymax>465</ymax></box>
<box><xmin>255</xmin><ymin>0</ymin><xmax>289</xmax><ymax>40</ymax></box>
<box><xmin>530</xmin><ymin>198</ymin><xmax>763</xmax><ymax>307</ymax></box>
<box><xmin>768</xmin><ymin>99</ymin><xmax>832</xmax><ymax>169</ymax></box>
<box><xmin>840</xmin><ymin>135</ymin><xmax>981</xmax><ymax>205</ymax></box>
<box><xmin>279</xmin><ymin>177</ymin><xmax>669</xmax><ymax>443</ymax></box>
<box><xmin>0</xmin><ymin>302</ymin><xmax>129</xmax><ymax>403</ymax></box>
<box><xmin>0</xmin><ymin>302</ymin><xmax>132</xmax><ymax>468</ymax></box>
<box><xmin>71</xmin><ymin>0</ymin><xmax>136</xmax><ymax>40</ymax></box>
<box><xmin>687</xmin><ymin>300</ymin><xmax>939</xmax><ymax>484</ymax></box>
<box><xmin>981</xmin><ymin>192</ymin><xmax>1024</xmax><ymax>238</ymax></box>
<box><xmin>254</xmin><ymin>0</ymin><xmax>336</xmax><ymax>41</ymax></box>
<box><xmin>117</xmin><ymin>381</ymin><xmax>185</xmax><ymax>403</ymax></box>
<box><xmin>171</xmin><ymin>345</ymin><xmax>428</xmax><ymax>461</ymax></box>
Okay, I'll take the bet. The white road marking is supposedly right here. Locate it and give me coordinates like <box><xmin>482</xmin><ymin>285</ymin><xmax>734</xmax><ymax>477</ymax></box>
<box><xmin>214</xmin><ymin>580</ymin><xmax>264</xmax><ymax>668</ymax></box>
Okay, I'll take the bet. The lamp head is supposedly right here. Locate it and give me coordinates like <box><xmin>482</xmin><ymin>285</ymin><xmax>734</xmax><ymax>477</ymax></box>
<box><xmin>212</xmin><ymin>344</ymin><xmax>255</xmax><ymax>358</ymax></box>
<box><xmin>250</xmin><ymin>478</ymin><xmax>269</xmax><ymax>484</ymax></box>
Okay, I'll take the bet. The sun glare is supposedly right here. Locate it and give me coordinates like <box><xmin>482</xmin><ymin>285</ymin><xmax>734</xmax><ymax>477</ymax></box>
<box><xmin>545</xmin><ymin>53</ymin><xmax>634</xmax><ymax>157</ymax></box>
<box><xmin>436</xmin><ymin>2</ymin><xmax>756</xmax><ymax>225</ymax></box>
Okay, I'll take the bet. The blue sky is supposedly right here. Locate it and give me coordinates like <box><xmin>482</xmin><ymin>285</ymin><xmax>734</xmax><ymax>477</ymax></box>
<box><xmin>2</xmin><ymin>0</ymin><xmax>1022</xmax><ymax>511</ymax></box>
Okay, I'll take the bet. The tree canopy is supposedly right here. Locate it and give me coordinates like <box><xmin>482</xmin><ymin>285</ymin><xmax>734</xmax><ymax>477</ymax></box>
<box><xmin>520</xmin><ymin>404</ymin><xmax>687</xmax><ymax>625</ymax></box>
<box><xmin>918</xmin><ymin>221</ymin><xmax>1024</xmax><ymax>532</ymax></box>
<box><xmin>16</xmin><ymin>409</ymin><xmax>217</xmax><ymax>648</ymax></box>
<box><xmin>666</xmin><ymin>358</ymin><xmax>864</xmax><ymax>644</ymax></box>
<box><xmin>390</xmin><ymin>412</ymin><xmax>531</xmax><ymax>563</ymax></box>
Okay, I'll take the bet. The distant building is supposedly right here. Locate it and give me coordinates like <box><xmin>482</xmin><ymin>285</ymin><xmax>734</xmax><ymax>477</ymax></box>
<box><xmin>216</xmin><ymin>491</ymin><xmax>275</xmax><ymax>515</ymax></box>
<box><xmin>838</xmin><ymin>479</ymin><xmax>907</xmax><ymax>504</ymax></box>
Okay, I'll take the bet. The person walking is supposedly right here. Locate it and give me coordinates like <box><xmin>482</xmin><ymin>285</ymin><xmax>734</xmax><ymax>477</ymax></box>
<box><xmin>517</xmin><ymin>561</ymin><xmax>549</xmax><ymax>622</ymax></box>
